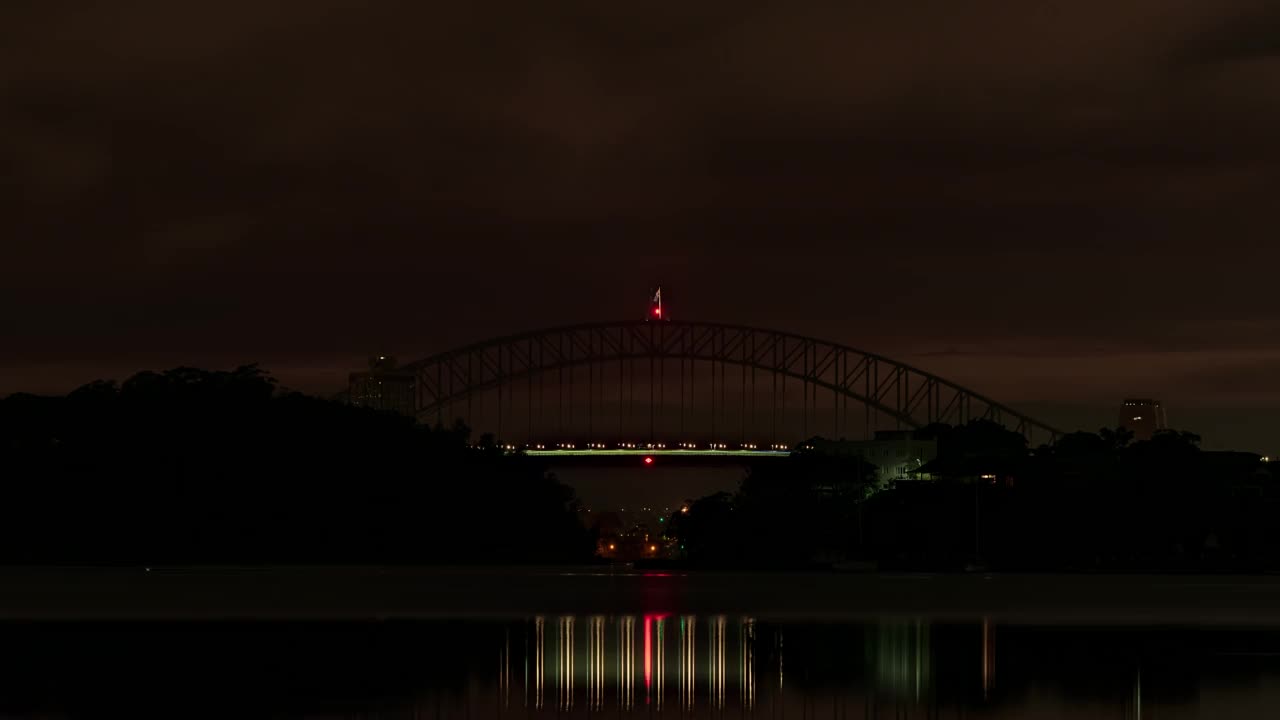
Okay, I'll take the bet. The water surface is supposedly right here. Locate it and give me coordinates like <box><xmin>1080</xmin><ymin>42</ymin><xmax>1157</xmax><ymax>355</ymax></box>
<box><xmin>3</xmin><ymin>570</ymin><xmax>1280</xmax><ymax>716</ymax></box>
<box><xmin>4</xmin><ymin>616</ymin><xmax>1280</xmax><ymax>717</ymax></box>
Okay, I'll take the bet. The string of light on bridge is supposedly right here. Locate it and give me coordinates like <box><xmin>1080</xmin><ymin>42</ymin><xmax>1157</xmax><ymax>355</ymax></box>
<box><xmin>481</xmin><ymin>441</ymin><xmax>793</xmax><ymax>459</ymax></box>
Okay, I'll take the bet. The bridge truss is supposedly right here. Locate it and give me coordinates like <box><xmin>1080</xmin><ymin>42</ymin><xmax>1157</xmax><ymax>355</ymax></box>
<box><xmin>402</xmin><ymin>321</ymin><xmax>1060</xmax><ymax>446</ymax></box>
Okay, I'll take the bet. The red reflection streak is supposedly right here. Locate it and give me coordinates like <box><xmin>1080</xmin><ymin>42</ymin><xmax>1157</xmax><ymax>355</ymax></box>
<box><xmin>642</xmin><ymin>613</ymin><xmax>670</xmax><ymax>704</ymax></box>
<box><xmin>644</xmin><ymin>615</ymin><xmax>652</xmax><ymax>701</ymax></box>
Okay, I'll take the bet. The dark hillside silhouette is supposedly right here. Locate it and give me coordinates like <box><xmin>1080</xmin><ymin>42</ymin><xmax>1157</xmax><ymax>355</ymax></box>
<box><xmin>6</xmin><ymin>370</ymin><xmax>1278</xmax><ymax>571</ymax></box>
<box><xmin>0</xmin><ymin>366</ymin><xmax>592</xmax><ymax>564</ymax></box>
<box><xmin>671</xmin><ymin>422</ymin><xmax>1280</xmax><ymax>571</ymax></box>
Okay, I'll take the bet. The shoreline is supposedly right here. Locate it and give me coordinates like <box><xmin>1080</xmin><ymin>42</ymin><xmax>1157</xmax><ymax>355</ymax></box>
<box><xmin>1</xmin><ymin>567</ymin><xmax>1280</xmax><ymax>624</ymax></box>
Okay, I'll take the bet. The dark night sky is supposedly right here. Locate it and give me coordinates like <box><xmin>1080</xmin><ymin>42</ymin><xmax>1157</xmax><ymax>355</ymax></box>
<box><xmin>4</xmin><ymin>1</ymin><xmax>1280</xmax><ymax>450</ymax></box>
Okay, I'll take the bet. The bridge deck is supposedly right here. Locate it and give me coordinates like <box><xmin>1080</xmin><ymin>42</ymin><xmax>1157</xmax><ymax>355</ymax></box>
<box><xmin>523</xmin><ymin>448</ymin><xmax>790</xmax><ymax>458</ymax></box>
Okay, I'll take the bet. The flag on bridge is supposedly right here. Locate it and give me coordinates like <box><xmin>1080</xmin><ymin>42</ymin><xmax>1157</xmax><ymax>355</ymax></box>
<box><xmin>650</xmin><ymin>287</ymin><xmax>663</xmax><ymax>319</ymax></box>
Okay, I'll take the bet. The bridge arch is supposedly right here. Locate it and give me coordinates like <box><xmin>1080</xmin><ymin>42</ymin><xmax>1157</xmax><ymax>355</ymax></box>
<box><xmin>402</xmin><ymin>320</ymin><xmax>1060</xmax><ymax>445</ymax></box>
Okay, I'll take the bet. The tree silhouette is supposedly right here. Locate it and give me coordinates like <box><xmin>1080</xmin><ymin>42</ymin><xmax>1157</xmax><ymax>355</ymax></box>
<box><xmin>669</xmin><ymin>420</ymin><xmax>1275</xmax><ymax>571</ymax></box>
<box><xmin>0</xmin><ymin>367</ymin><xmax>592</xmax><ymax>564</ymax></box>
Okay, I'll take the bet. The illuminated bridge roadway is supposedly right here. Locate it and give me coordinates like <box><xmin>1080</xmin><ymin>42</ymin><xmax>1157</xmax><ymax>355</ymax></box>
<box><xmin>400</xmin><ymin>319</ymin><xmax>1061</xmax><ymax>448</ymax></box>
<box><xmin>512</xmin><ymin>442</ymin><xmax>792</xmax><ymax>466</ymax></box>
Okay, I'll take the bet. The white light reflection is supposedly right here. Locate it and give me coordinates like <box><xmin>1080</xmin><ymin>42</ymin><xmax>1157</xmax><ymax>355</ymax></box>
<box><xmin>588</xmin><ymin>616</ymin><xmax>605</xmax><ymax>711</ymax></box>
<box><xmin>680</xmin><ymin>615</ymin><xmax>697</xmax><ymax>711</ymax></box>
<box><xmin>1135</xmin><ymin>664</ymin><xmax>1143</xmax><ymax>720</ymax></box>
<box><xmin>557</xmin><ymin>615</ymin><xmax>575</xmax><ymax>711</ymax></box>
<box><xmin>710</xmin><ymin>615</ymin><xmax>727</xmax><ymax>710</ymax></box>
<box><xmin>655</xmin><ymin>616</ymin><xmax>666</xmax><ymax>711</ymax></box>
<box><xmin>521</xmin><ymin>615</ymin><xmax>760</xmax><ymax>714</ymax></box>
<box><xmin>740</xmin><ymin>617</ymin><xmax>756</xmax><ymax>710</ymax></box>
<box><xmin>534</xmin><ymin>616</ymin><xmax>545</xmax><ymax>710</ymax></box>
<box><xmin>618</xmin><ymin>615</ymin><xmax>636</xmax><ymax>710</ymax></box>
<box><xmin>778</xmin><ymin>629</ymin><xmax>785</xmax><ymax>693</ymax></box>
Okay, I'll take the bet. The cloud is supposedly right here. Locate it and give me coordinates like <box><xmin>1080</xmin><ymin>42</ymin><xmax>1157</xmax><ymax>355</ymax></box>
<box><xmin>3</xmin><ymin>0</ymin><xmax>1280</xmax><ymax>433</ymax></box>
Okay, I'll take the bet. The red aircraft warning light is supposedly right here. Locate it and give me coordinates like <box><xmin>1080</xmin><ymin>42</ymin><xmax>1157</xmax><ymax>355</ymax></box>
<box><xmin>648</xmin><ymin>286</ymin><xmax>664</xmax><ymax>321</ymax></box>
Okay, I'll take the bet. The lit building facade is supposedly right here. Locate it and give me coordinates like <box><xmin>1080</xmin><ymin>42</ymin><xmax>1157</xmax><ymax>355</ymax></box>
<box><xmin>1118</xmin><ymin>398</ymin><xmax>1167</xmax><ymax>441</ymax></box>
<box><xmin>349</xmin><ymin>355</ymin><xmax>417</xmax><ymax>417</ymax></box>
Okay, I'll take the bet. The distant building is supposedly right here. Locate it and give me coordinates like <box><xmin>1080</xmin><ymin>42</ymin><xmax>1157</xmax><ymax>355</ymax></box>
<box><xmin>809</xmin><ymin>430</ymin><xmax>939</xmax><ymax>482</ymax></box>
<box><xmin>1118</xmin><ymin>398</ymin><xmax>1167</xmax><ymax>441</ymax></box>
<box><xmin>348</xmin><ymin>355</ymin><xmax>417</xmax><ymax>417</ymax></box>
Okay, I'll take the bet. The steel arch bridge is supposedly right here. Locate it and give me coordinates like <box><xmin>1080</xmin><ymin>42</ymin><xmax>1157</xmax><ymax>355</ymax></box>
<box><xmin>402</xmin><ymin>320</ymin><xmax>1061</xmax><ymax>446</ymax></box>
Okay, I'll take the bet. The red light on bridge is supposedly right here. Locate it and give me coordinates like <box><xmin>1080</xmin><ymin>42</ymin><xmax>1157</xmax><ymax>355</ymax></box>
<box><xmin>648</xmin><ymin>286</ymin><xmax>664</xmax><ymax>321</ymax></box>
<box><xmin>643</xmin><ymin>456</ymin><xmax>654</xmax><ymax>465</ymax></box>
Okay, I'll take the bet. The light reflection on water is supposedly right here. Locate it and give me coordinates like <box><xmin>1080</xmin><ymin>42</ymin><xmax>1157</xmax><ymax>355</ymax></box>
<box><xmin>406</xmin><ymin>616</ymin><xmax>1280</xmax><ymax>718</ymax></box>
<box><xmin>520</xmin><ymin>613</ymin><xmax>748</xmax><ymax>714</ymax></box>
<box><xmin>506</xmin><ymin>614</ymin><xmax>945</xmax><ymax>714</ymax></box>
<box><xmin>3</xmin><ymin>617</ymin><xmax>1280</xmax><ymax>716</ymax></box>
<box><xmin>511</xmin><ymin>615</ymin><xmax>948</xmax><ymax>715</ymax></box>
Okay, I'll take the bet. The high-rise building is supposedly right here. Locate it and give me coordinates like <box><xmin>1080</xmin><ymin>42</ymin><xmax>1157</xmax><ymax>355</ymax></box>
<box><xmin>1118</xmin><ymin>398</ymin><xmax>1167</xmax><ymax>440</ymax></box>
<box><xmin>349</xmin><ymin>355</ymin><xmax>417</xmax><ymax>417</ymax></box>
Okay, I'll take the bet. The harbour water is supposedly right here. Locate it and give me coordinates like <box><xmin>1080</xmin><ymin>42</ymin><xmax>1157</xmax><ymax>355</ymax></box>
<box><xmin>3</xmin><ymin>569</ymin><xmax>1280</xmax><ymax>716</ymax></box>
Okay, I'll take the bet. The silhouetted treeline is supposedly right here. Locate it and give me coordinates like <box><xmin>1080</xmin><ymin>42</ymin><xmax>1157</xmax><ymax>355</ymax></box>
<box><xmin>0</xmin><ymin>367</ymin><xmax>593</xmax><ymax>564</ymax></box>
<box><xmin>670</xmin><ymin>421</ymin><xmax>1280</xmax><ymax>571</ymax></box>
